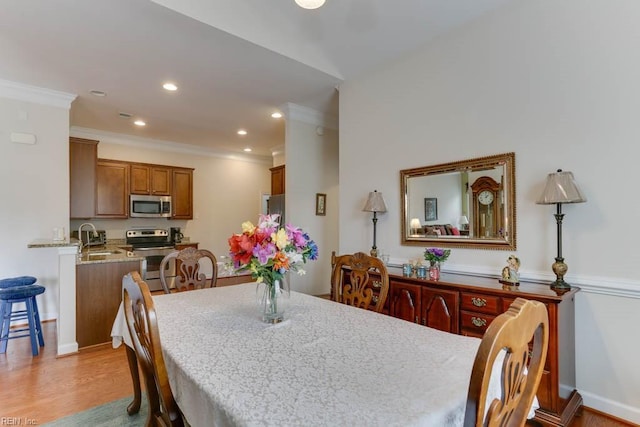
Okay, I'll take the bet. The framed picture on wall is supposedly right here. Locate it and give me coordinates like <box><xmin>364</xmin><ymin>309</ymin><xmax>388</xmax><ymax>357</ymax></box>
<box><xmin>316</xmin><ymin>193</ymin><xmax>326</xmax><ymax>216</ymax></box>
<box><xmin>424</xmin><ymin>198</ymin><xmax>438</xmax><ymax>221</ymax></box>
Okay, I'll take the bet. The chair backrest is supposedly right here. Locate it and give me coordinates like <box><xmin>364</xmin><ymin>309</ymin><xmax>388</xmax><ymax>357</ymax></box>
<box><xmin>330</xmin><ymin>251</ymin><xmax>390</xmax><ymax>313</ymax></box>
<box><xmin>122</xmin><ymin>271</ymin><xmax>183</xmax><ymax>427</ymax></box>
<box><xmin>464</xmin><ymin>297</ymin><xmax>549</xmax><ymax>427</ymax></box>
<box><xmin>159</xmin><ymin>247</ymin><xmax>218</xmax><ymax>294</ymax></box>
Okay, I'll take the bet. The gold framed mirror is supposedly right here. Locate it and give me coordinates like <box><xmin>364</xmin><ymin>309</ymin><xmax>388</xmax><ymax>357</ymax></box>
<box><xmin>400</xmin><ymin>152</ymin><xmax>516</xmax><ymax>250</ymax></box>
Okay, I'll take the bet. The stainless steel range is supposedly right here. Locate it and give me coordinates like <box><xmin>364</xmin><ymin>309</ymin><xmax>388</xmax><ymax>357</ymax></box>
<box><xmin>126</xmin><ymin>228</ymin><xmax>175</xmax><ymax>292</ymax></box>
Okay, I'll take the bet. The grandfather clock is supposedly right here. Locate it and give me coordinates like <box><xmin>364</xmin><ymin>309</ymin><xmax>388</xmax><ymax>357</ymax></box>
<box><xmin>471</xmin><ymin>176</ymin><xmax>501</xmax><ymax>238</ymax></box>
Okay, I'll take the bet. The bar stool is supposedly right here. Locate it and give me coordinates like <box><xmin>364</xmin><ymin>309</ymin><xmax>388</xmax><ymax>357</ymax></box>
<box><xmin>0</xmin><ymin>277</ymin><xmax>45</xmax><ymax>356</ymax></box>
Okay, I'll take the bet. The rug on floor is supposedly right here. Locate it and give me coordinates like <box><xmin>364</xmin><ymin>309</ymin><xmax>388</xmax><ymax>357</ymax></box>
<box><xmin>42</xmin><ymin>395</ymin><xmax>147</xmax><ymax>427</ymax></box>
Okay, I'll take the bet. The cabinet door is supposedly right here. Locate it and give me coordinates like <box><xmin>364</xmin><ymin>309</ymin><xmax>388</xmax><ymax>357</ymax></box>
<box><xmin>96</xmin><ymin>159</ymin><xmax>129</xmax><ymax>218</ymax></box>
<box><xmin>151</xmin><ymin>166</ymin><xmax>171</xmax><ymax>195</ymax></box>
<box><xmin>172</xmin><ymin>168</ymin><xmax>193</xmax><ymax>219</ymax></box>
<box><xmin>389</xmin><ymin>281</ymin><xmax>421</xmax><ymax>324</ymax></box>
<box><xmin>70</xmin><ymin>137</ymin><xmax>98</xmax><ymax>219</ymax></box>
<box><xmin>270</xmin><ymin>165</ymin><xmax>285</xmax><ymax>195</ymax></box>
<box><xmin>130</xmin><ymin>164</ymin><xmax>150</xmax><ymax>194</ymax></box>
<box><xmin>421</xmin><ymin>287</ymin><xmax>459</xmax><ymax>333</ymax></box>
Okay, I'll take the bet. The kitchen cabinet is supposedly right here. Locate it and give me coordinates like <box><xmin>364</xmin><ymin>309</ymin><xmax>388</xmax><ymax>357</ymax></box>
<box><xmin>172</xmin><ymin>167</ymin><xmax>193</xmax><ymax>219</ymax></box>
<box><xmin>69</xmin><ymin>137</ymin><xmax>98</xmax><ymax>219</ymax></box>
<box><xmin>130</xmin><ymin>163</ymin><xmax>171</xmax><ymax>196</ymax></box>
<box><xmin>76</xmin><ymin>259</ymin><xmax>141</xmax><ymax>348</ymax></box>
<box><xmin>388</xmin><ymin>271</ymin><xmax>581</xmax><ymax>426</ymax></box>
<box><xmin>270</xmin><ymin>165</ymin><xmax>285</xmax><ymax>195</ymax></box>
<box><xmin>95</xmin><ymin>159</ymin><xmax>129</xmax><ymax>218</ymax></box>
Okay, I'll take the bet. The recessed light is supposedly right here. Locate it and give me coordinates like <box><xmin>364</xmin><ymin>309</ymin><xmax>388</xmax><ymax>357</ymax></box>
<box><xmin>134</xmin><ymin>120</ymin><xmax>146</xmax><ymax>126</ymax></box>
<box><xmin>89</xmin><ymin>90</ymin><xmax>106</xmax><ymax>97</ymax></box>
<box><xmin>243</xmin><ymin>148</ymin><xmax>252</xmax><ymax>152</ymax></box>
<box><xmin>237</xmin><ymin>129</ymin><xmax>247</xmax><ymax>136</ymax></box>
<box><xmin>163</xmin><ymin>82</ymin><xmax>178</xmax><ymax>91</ymax></box>
<box><xmin>271</xmin><ymin>112</ymin><xmax>282</xmax><ymax>119</ymax></box>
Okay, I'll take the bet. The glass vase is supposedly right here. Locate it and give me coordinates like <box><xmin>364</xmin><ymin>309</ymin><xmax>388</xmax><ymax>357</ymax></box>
<box><xmin>429</xmin><ymin>261</ymin><xmax>441</xmax><ymax>281</ymax></box>
<box><xmin>256</xmin><ymin>276</ymin><xmax>290</xmax><ymax>324</ymax></box>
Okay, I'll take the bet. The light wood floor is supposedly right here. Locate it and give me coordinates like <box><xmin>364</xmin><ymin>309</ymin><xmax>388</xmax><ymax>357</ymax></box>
<box><xmin>0</xmin><ymin>321</ymin><xmax>636</xmax><ymax>426</ymax></box>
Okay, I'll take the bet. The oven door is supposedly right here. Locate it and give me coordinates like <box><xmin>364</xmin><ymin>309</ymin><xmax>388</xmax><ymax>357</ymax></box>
<box><xmin>133</xmin><ymin>246</ymin><xmax>175</xmax><ymax>292</ymax></box>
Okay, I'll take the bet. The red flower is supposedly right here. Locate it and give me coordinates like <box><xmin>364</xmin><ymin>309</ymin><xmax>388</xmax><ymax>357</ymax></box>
<box><xmin>228</xmin><ymin>233</ymin><xmax>255</xmax><ymax>265</ymax></box>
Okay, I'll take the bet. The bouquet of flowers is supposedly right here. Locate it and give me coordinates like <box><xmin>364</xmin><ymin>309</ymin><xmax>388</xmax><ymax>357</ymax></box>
<box><xmin>228</xmin><ymin>214</ymin><xmax>318</xmax><ymax>285</ymax></box>
<box><xmin>424</xmin><ymin>247</ymin><xmax>451</xmax><ymax>264</ymax></box>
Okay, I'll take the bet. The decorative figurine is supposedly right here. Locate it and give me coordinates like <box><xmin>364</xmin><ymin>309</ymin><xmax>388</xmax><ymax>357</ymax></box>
<box><xmin>499</xmin><ymin>254</ymin><xmax>520</xmax><ymax>285</ymax></box>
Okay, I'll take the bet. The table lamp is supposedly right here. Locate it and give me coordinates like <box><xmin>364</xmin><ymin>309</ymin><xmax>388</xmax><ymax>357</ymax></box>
<box><xmin>410</xmin><ymin>218</ymin><xmax>422</xmax><ymax>235</ymax></box>
<box><xmin>458</xmin><ymin>215</ymin><xmax>469</xmax><ymax>231</ymax></box>
<box><xmin>536</xmin><ymin>169</ymin><xmax>586</xmax><ymax>289</ymax></box>
<box><xmin>363</xmin><ymin>190</ymin><xmax>387</xmax><ymax>257</ymax></box>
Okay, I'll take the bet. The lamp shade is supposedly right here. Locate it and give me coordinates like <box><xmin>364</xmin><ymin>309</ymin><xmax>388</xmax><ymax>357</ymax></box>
<box><xmin>536</xmin><ymin>169</ymin><xmax>586</xmax><ymax>205</ymax></box>
<box><xmin>295</xmin><ymin>0</ymin><xmax>326</xmax><ymax>9</ymax></box>
<box><xmin>363</xmin><ymin>190</ymin><xmax>388</xmax><ymax>213</ymax></box>
<box><xmin>410</xmin><ymin>218</ymin><xmax>422</xmax><ymax>229</ymax></box>
<box><xmin>458</xmin><ymin>215</ymin><xmax>469</xmax><ymax>225</ymax></box>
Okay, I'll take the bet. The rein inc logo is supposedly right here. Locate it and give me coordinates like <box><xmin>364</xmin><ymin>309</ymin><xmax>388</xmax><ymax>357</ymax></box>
<box><xmin>1</xmin><ymin>418</ymin><xmax>37</xmax><ymax>425</ymax></box>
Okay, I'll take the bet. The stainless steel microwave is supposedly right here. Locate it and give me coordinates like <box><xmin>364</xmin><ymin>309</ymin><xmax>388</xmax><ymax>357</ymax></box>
<box><xmin>130</xmin><ymin>195</ymin><xmax>172</xmax><ymax>218</ymax></box>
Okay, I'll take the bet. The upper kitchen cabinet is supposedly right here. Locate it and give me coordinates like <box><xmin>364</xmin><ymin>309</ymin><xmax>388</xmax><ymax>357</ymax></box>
<box><xmin>130</xmin><ymin>163</ymin><xmax>171</xmax><ymax>196</ymax></box>
<box><xmin>70</xmin><ymin>137</ymin><xmax>98</xmax><ymax>219</ymax></box>
<box><xmin>172</xmin><ymin>167</ymin><xmax>194</xmax><ymax>219</ymax></box>
<box><xmin>270</xmin><ymin>165</ymin><xmax>285</xmax><ymax>195</ymax></box>
<box><xmin>95</xmin><ymin>159</ymin><xmax>129</xmax><ymax>218</ymax></box>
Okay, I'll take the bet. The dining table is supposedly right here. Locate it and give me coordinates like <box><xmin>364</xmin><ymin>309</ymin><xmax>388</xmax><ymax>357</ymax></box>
<box><xmin>112</xmin><ymin>282</ymin><xmax>535</xmax><ymax>427</ymax></box>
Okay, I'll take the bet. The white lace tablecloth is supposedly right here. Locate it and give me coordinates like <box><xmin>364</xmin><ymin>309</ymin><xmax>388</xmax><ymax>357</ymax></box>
<box><xmin>112</xmin><ymin>283</ymin><xmax>536</xmax><ymax>426</ymax></box>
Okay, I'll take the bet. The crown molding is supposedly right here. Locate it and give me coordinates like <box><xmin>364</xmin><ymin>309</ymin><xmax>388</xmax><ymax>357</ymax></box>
<box><xmin>281</xmin><ymin>102</ymin><xmax>338</xmax><ymax>130</ymax></box>
<box><xmin>0</xmin><ymin>79</ymin><xmax>76</xmax><ymax>109</ymax></box>
<box><xmin>70</xmin><ymin>127</ymin><xmax>272</xmax><ymax>165</ymax></box>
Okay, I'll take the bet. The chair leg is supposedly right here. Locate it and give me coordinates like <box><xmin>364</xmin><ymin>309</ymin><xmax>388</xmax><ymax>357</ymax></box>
<box><xmin>0</xmin><ymin>301</ymin><xmax>11</xmax><ymax>354</ymax></box>
<box><xmin>32</xmin><ymin>296</ymin><xmax>44</xmax><ymax>347</ymax></box>
<box><xmin>25</xmin><ymin>297</ymin><xmax>39</xmax><ymax>356</ymax></box>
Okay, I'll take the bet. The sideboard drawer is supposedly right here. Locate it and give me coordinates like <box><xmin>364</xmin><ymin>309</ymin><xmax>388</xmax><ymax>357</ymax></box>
<box><xmin>460</xmin><ymin>311</ymin><xmax>496</xmax><ymax>336</ymax></box>
<box><xmin>461</xmin><ymin>293</ymin><xmax>501</xmax><ymax>315</ymax></box>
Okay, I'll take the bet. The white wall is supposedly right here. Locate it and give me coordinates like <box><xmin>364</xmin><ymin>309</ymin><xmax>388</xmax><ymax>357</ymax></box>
<box><xmin>283</xmin><ymin>104</ymin><xmax>339</xmax><ymax>296</ymax></box>
<box><xmin>339</xmin><ymin>0</ymin><xmax>640</xmax><ymax>422</ymax></box>
<box><xmin>0</xmin><ymin>83</ymin><xmax>75</xmax><ymax>322</ymax></box>
<box><xmin>70</xmin><ymin>128</ymin><xmax>271</xmax><ymax>259</ymax></box>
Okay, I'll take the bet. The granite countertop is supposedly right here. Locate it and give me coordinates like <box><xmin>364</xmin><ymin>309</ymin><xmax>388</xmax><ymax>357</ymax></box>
<box><xmin>28</xmin><ymin>238</ymin><xmax>81</xmax><ymax>249</ymax></box>
<box><xmin>76</xmin><ymin>245</ymin><xmax>145</xmax><ymax>265</ymax></box>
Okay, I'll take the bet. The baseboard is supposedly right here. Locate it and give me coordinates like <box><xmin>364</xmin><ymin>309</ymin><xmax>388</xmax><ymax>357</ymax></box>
<box><xmin>580</xmin><ymin>389</ymin><xmax>640</xmax><ymax>425</ymax></box>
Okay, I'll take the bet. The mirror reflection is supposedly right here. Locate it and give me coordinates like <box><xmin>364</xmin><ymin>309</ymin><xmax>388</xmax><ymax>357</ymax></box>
<box><xmin>401</xmin><ymin>152</ymin><xmax>516</xmax><ymax>250</ymax></box>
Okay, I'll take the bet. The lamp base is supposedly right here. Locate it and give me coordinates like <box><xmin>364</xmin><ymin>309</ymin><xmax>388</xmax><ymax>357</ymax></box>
<box><xmin>550</xmin><ymin>257</ymin><xmax>571</xmax><ymax>290</ymax></box>
<box><xmin>370</xmin><ymin>247</ymin><xmax>378</xmax><ymax>257</ymax></box>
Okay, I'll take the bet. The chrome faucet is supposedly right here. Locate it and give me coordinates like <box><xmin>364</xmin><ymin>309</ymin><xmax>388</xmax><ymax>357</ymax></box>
<box><xmin>78</xmin><ymin>222</ymin><xmax>98</xmax><ymax>252</ymax></box>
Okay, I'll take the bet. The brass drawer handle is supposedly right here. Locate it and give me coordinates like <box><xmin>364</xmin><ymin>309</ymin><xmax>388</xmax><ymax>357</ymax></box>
<box><xmin>471</xmin><ymin>317</ymin><xmax>487</xmax><ymax>328</ymax></box>
<box><xmin>372</xmin><ymin>280</ymin><xmax>382</xmax><ymax>289</ymax></box>
<box><xmin>372</xmin><ymin>295</ymin><xmax>379</xmax><ymax>304</ymax></box>
<box><xmin>471</xmin><ymin>297</ymin><xmax>487</xmax><ymax>307</ymax></box>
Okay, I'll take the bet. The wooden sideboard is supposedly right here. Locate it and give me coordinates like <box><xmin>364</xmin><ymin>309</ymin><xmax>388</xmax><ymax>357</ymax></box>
<box><xmin>336</xmin><ymin>267</ymin><xmax>582</xmax><ymax>426</ymax></box>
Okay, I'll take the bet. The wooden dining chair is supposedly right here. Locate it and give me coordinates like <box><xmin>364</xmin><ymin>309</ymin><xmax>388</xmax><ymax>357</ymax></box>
<box><xmin>159</xmin><ymin>247</ymin><xmax>218</xmax><ymax>294</ymax></box>
<box><xmin>464</xmin><ymin>297</ymin><xmax>549</xmax><ymax>427</ymax></box>
<box><xmin>330</xmin><ymin>251</ymin><xmax>389</xmax><ymax>313</ymax></box>
<box><xmin>122</xmin><ymin>271</ymin><xmax>184</xmax><ymax>427</ymax></box>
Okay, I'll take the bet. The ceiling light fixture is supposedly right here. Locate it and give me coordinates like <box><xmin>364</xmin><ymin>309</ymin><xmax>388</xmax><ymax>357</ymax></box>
<box><xmin>295</xmin><ymin>0</ymin><xmax>325</xmax><ymax>9</ymax></box>
<box><xmin>237</xmin><ymin>129</ymin><xmax>247</xmax><ymax>136</ymax></box>
<box><xmin>163</xmin><ymin>82</ymin><xmax>178</xmax><ymax>91</ymax></box>
<box><xmin>243</xmin><ymin>148</ymin><xmax>252</xmax><ymax>152</ymax></box>
<box><xmin>271</xmin><ymin>112</ymin><xmax>282</xmax><ymax>119</ymax></box>
<box><xmin>134</xmin><ymin>120</ymin><xmax>146</xmax><ymax>126</ymax></box>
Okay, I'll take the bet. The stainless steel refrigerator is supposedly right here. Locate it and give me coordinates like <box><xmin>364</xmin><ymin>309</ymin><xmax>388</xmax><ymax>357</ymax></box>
<box><xmin>267</xmin><ymin>194</ymin><xmax>285</xmax><ymax>225</ymax></box>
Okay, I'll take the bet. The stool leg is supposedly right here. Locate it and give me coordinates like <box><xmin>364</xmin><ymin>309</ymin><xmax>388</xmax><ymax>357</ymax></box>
<box><xmin>32</xmin><ymin>296</ymin><xmax>44</xmax><ymax>347</ymax></box>
<box><xmin>0</xmin><ymin>301</ymin><xmax>11</xmax><ymax>353</ymax></box>
<box><xmin>25</xmin><ymin>297</ymin><xmax>39</xmax><ymax>356</ymax></box>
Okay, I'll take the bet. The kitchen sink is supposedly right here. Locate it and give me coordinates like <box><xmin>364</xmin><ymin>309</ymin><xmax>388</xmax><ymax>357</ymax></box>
<box><xmin>86</xmin><ymin>250</ymin><xmax>122</xmax><ymax>256</ymax></box>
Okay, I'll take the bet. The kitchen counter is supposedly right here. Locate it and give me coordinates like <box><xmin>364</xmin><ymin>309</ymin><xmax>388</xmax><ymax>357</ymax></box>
<box><xmin>28</xmin><ymin>238</ymin><xmax>80</xmax><ymax>249</ymax></box>
<box><xmin>76</xmin><ymin>245</ymin><xmax>145</xmax><ymax>265</ymax></box>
